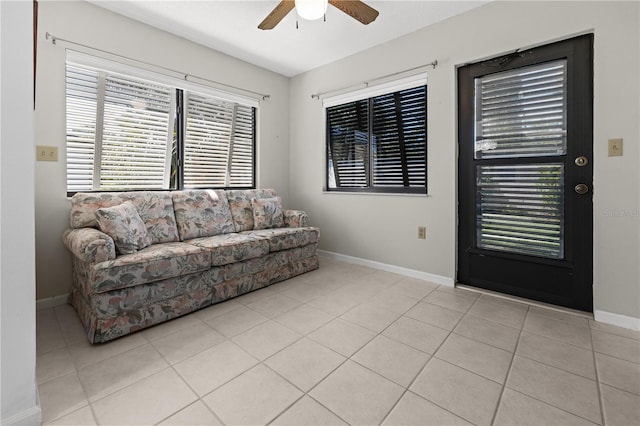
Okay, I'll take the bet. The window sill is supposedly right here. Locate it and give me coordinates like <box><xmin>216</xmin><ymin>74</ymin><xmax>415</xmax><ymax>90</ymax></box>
<box><xmin>322</xmin><ymin>190</ymin><xmax>429</xmax><ymax>198</ymax></box>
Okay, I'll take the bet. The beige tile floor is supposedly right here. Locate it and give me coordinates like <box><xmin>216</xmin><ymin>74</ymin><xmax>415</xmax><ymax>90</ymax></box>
<box><xmin>37</xmin><ymin>256</ymin><xmax>640</xmax><ymax>425</ymax></box>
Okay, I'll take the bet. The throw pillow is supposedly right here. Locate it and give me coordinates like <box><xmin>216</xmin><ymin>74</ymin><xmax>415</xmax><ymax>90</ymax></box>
<box><xmin>251</xmin><ymin>197</ymin><xmax>284</xmax><ymax>230</ymax></box>
<box><xmin>171</xmin><ymin>190</ymin><xmax>236</xmax><ymax>241</ymax></box>
<box><xmin>95</xmin><ymin>202</ymin><xmax>152</xmax><ymax>254</ymax></box>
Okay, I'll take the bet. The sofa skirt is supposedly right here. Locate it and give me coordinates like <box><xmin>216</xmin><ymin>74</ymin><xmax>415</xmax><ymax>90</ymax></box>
<box><xmin>70</xmin><ymin>283</ymin><xmax>212</xmax><ymax>343</ymax></box>
<box><xmin>70</xmin><ymin>245</ymin><xmax>319</xmax><ymax>343</ymax></box>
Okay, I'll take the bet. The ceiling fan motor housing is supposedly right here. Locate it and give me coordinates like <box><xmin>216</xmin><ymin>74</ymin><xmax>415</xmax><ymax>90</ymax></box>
<box><xmin>295</xmin><ymin>0</ymin><xmax>328</xmax><ymax>20</ymax></box>
<box><xmin>258</xmin><ymin>0</ymin><xmax>379</xmax><ymax>30</ymax></box>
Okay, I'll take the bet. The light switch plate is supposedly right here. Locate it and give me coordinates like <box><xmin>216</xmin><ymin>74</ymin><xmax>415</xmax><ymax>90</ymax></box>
<box><xmin>36</xmin><ymin>145</ymin><xmax>58</xmax><ymax>162</ymax></box>
<box><xmin>608</xmin><ymin>138</ymin><xmax>623</xmax><ymax>157</ymax></box>
<box><xmin>418</xmin><ymin>226</ymin><xmax>426</xmax><ymax>239</ymax></box>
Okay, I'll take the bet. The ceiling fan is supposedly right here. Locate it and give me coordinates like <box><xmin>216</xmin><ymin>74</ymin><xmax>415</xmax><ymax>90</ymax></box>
<box><xmin>258</xmin><ymin>0</ymin><xmax>379</xmax><ymax>30</ymax></box>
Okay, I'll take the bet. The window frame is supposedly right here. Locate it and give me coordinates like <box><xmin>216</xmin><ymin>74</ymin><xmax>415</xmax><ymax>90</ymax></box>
<box><xmin>65</xmin><ymin>50</ymin><xmax>259</xmax><ymax>196</ymax></box>
<box><xmin>323</xmin><ymin>75</ymin><xmax>428</xmax><ymax>195</ymax></box>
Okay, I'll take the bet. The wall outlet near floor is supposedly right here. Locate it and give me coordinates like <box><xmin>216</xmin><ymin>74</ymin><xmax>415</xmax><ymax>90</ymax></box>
<box><xmin>36</xmin><ymin>145</ymin><xmax>58</xmax><ymax>162</ymax></box>
<box><xmin>418</xmin><ymin>226</ymin><xmax>426</xmax><ymax>239</ymax></box>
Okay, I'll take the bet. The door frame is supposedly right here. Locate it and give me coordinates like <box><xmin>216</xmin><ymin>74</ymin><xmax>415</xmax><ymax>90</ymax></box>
<box><xmin>456</xmin><ymin>34</ymin><xmax>594</xmax><ymax>312</ymax></box>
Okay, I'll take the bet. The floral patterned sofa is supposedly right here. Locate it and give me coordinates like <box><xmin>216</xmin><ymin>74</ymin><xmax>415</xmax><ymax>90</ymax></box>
<box><xmin>62</xmin><ymin>189</ymin><xmax>319</xmax><ymax>343</ymax></box>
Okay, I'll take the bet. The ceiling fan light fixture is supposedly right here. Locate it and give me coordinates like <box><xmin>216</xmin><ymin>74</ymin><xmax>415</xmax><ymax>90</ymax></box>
<box><xmin>295</xmin><ymin>0</ymin><xmax>328</xmax><ymax>20</ymax></box>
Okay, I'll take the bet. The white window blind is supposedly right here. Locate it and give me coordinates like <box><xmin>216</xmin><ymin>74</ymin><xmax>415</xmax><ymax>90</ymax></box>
<box><xmin>474</xmin><ymin>60</ymin><xmax>567</xmax><ymax>159</ymax></box>
<box><xmin>184</xmin><ymin>94</ymin><xmax>255</xmax><ymax>188</ymax></box>
<box><xmin>476</xmin><ymin>163</ymin><xmax>564</xmax><ymax>259</ymax></box>
<box><xmin>66</xmin><ymin>63</ymin><xmax>175</xmax><ymax>191</ymax></box>
<box><xmin>66</xmin><ymin>64</ymin><xmax>98</xmax><ymax>192</ymax></box>
<box><xmin>65</xmin><ymin>53</ymin><xmax>257</xmax><ymax>193</ymax></box>
<box><xmin>100</xmin><ymin>73</ymin><xmax>175</xmax><ymax>190</ymax></box>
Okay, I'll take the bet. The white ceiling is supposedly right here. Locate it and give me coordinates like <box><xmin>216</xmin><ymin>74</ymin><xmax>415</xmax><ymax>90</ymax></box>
<box><xmin>90</xmin><ymin>0</ymin><xmax>489</xmax><ymax>77</ymax></box>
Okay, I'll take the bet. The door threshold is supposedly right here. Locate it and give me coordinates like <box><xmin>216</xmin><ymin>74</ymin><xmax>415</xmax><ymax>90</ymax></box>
<box><xmin>456</xmin><ymin>284</ymin><xmax>594</xmax><ymax>320</ymax></box>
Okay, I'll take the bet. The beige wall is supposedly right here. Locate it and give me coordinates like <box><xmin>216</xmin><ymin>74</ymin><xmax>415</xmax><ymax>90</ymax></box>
<box><xmin>289</xmin><ymin>1</ymin><xmax>640</xmax><ymax>321</ymax></box>
<box><xmin>35</xmin><ymin>1</ymin><xmax>291</xmax><ymax>299</ymax></box>
<box><xmin>1</xmin><ymin>1</ymin><xmax>40</xmax><ymax>423</ymax></box>
<box><xmin>35</xmin><ymin>1</ymin><xmax>639</xmax><ymax>324</ymax></box>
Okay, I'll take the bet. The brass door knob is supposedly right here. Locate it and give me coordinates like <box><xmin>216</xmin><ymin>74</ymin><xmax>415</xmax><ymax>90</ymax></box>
<box><xmin>575</xmin><ymin>183</ymin><xmax>589</xmax><ymax>194</ymax></box>
<box><xmin>575</xmin><ymin>156</ymin><xmax>589</xmax><ymax>166</ymax></box>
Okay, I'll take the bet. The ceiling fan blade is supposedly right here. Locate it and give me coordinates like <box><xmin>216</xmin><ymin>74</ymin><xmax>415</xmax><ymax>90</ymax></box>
<box><xmin>258</xmin><ymin>0</ymin><xmax>295</xmax><ymax>30</ymax></box>
<box><xmin>329</xmin><ymin>0</ymin><xmax>379</xmax><ymax>25</ymax></box>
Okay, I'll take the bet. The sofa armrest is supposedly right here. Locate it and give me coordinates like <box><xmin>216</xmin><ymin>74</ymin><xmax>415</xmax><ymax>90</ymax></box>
<box><xmin>284</xmin><ymin>210</ymin><xmax>309</xmax><ymax>228</ymax></box>
<box><xmin>63</xmin><ymin>228</ymin><xmax>116</xmax><ymax>263</ymax></box>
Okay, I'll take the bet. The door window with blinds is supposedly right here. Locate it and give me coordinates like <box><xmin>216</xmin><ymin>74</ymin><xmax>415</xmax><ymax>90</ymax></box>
<box><xmin>474</xmin><ymin>60</ymin><xmax>567</xmax><ymax>259</ymax></box>
<box><xmin>66</xmin><ymin>54</ymin><xmax>256</xmax><ymax>194</ymax></box>
<box><xmin>325</xmin><ymin>78</ymin><xmax>427</xmax><ymax>194</ymax></box>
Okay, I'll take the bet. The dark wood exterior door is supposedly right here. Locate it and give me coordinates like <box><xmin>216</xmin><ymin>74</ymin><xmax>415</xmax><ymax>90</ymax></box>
<box><xmin>457</xmin><ymin>35</ymin><xmax>593</xmax><ymax>312</ymax></box>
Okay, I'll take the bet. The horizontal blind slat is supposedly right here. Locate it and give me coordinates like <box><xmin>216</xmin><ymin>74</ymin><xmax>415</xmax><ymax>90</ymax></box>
<box><xmin>475</xmin><ymin>60</ymin><xmax>567</xmax><ymax>159</ymax></box>
<box><xmin>476</xmin><ymin>164</ymin><xmax>564</xmax><ymax>259</ymax></box>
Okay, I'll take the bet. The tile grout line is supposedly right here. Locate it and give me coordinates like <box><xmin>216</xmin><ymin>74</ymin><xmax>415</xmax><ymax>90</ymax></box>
<box><xmin>513</xmin><ymin>350</ymin><xmax>600</xmax><ymax>383</ymax></box>
<box><xmin>303</xmin><ymin>283</ymin><xmax>433</xmax><ymax>426</ymax></box>
<box><xmin>235</xmin><ymin>273</ymin><xmax>454</xmax><ymax>424</ymax></box>
<box><xmin>193</xmin><ymin>289</ymin><xmax>354</xmax><ymax>424</ymax></box>
<box><xmin>39</xmin><ymin>308</ymin><xmax>88</xmax><ymax>425</ymax></box>
<box><xmin>157</xmin><ymin>337</ymin><xmax>228</xmax><ymax>425</ymax></box>
<box><xmin>590</xmin><ymin>332</ymin><xmax>640</xmax><ymax>366</ymax></box>
<box><xmin>590</xmin><ymin>323</ymin><xmax>607</xmax><ymax>426</ymax></box>
<box><xmin>88</xmin><ymin>316</ymin><xmax>232</xmax><ymax>424</ymax></box>
<box><xmin>493</xmin><ymin>360</ymin><xmax>609</xmax><ymax>424</ymax></box>
<box><xmin>263</xmin><ymin>348</ymin><xmax>354</xmax><ymax>425</ymax></box>
<box><xmin>268</xmin><ymin>281</ymin><xmax>438</xmax><ymax>426</ymax></box>
<box><xmin>501</xmin><ymin>387</ymin><xmax>606</xmax><ymax>425</ymax></box>
<box><xmin>380</xmin><ymin>286</ymin><xmax>476</xmax><ymax>426</ymax></box>
<box><xmin>262</xmin><ymin>347</ymin><xmax>355</xmax><ymax>426</ymax></box>
<box><xmin>260</xmin><ymin>297</ymin><xmax>372</xmax><ymax>425</ymax></box>
<box><xmin>589</xmin><ymin>322</ymin><xmax>640</xmax><ymax>342</ymax></box>
<box><xmin>457</xmin><ymin>285</ymin><xmax>595</xmax><ymax>320</ymax></box>
<box><xmin>36</xmin><ymin>308</ymin><xmax>67</xmax><ymax>357</ymax></box>
<box><xmin>201</xmin><ymin>298</ymin><xmax>377</xmax><ymax>423</ymax></box>
<box><xmin>151</xmin><ymin>399</ymin><xmax>224</xmax><ymax>426</ymax></box>
<box><xmin>488</xmin><ymin>308</ymin><xmax>607</xmax><ymax>426</ymax></box>
<box><xmin>449</xmin><ymin>326</ymin><xmax>516</xmax><ymax>354</ymax></box>
<box><xmin>57</xmin><ymin>306</ymin><xmax>101</xmax><ymax>426</ymax></box>
<box><xmin>488</xmin><ymin>303</ymin><xmax>529</xmax><ymax>426</ymax></box>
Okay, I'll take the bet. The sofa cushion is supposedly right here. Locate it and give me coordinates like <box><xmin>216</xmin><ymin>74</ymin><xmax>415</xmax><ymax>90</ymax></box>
<box><xmin>252</xmin><ymin>197</ymin><xmax>284</xmax><ymax>230</ymax></box>
<box><xmin>187</xmin><ymin>233</ymin><xmax>270</xmax><ymax>266</ymax></box>
<box><xmin>242</xmin><ymin>227</ymin><xmax>319</xmax><ymax>252</ymax></box>
<box><xmin>172</xmin><ymin>190</ymin><xmax>235</xmax><ymax>241</ymax></box>
<box><xmin>70</xmin><ymin>191</ymin><xmax>180</xmax><ymax>244</ymax></box>
<box><xmin>283</xmin><ymin>210</ymin><xmax>310</xmax><ymax>228</ymax></box>
<box><xmin>226</xmin><ymin>188</ymin><xmax>277</xmax><ymax>232</ymax></box>
<box><xmin>95</xmin><ymin>202</ymin><xmax>153</xmax><ymax>254</ymax></box>
<box><xmin>91</xmin><ymin>242</ymin><xmax>211</xmax><ymax>293</ymax></box>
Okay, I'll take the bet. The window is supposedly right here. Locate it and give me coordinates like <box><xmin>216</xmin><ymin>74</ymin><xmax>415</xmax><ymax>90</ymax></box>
<box><xmin>325</xmin><ymin>79</ymin><xmax>427</xmax><ymax>194</ymax></box>
<box><xmin>66</xmin><ymin>53</ymin><xmax>256</xmax><ymax>195</ymax></box>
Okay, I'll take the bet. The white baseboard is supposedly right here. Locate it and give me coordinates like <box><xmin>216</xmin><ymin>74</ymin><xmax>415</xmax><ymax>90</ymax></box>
<box><xmin>1</xmin><ymin>403</ymin><xmax>41</xmax><ymax>426</ymax></box>
<box><xmin>36</xmin><ymin>293</ymin><xmax>69</xmax><ymax>311</ymax></box>
<box><xmin>594</xmin><ymin>310</ymin><xmax>640</xmax><ymax>331</ymax></box>
<box><xmin>318</xmin><ymin>250</ymin><xmax>455</xmax><ymax>287</ymax></box>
